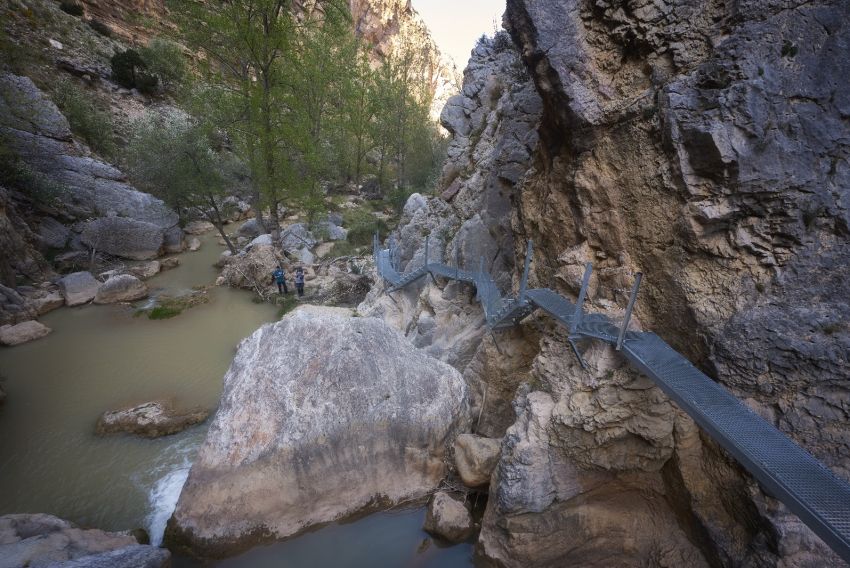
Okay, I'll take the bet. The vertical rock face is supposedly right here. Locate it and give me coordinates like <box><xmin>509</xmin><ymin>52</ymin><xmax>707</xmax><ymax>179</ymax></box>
<box><xmin>359</xmin><ymin>34</ymin><xmax>542</xmax><ymax>370</ymax></box>
<box><xmin>365</xmin><ymin>1</ymin><xmax>850</xmax><ymax>566</ymax></box>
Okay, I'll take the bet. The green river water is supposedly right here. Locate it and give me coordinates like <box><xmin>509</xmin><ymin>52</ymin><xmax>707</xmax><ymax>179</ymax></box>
<box><xmin>0</xmin><ymin>232</ymin><xmax>473</xmax><ymax>567</ymax></box>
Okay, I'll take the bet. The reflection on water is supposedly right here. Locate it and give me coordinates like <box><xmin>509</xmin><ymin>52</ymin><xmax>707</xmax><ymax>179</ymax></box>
<box><xmin>0</xmin><ymin>233</ymin><xmax>278</xmax><ymax>531</ymax></box>
<box><xmin>0</xmin><ymin>230</ymin><xmax>475</xmax><ymax>567</ymax></box>
<box><xmin>174</xmin><ymin>507</ymin><xmax>473</xmax><ymax>568</ymax></box>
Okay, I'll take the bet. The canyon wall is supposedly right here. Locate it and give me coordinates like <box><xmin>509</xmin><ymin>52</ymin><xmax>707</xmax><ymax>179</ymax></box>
<box><xmin>363</xmin><ymin>0</ymin><xmax>850</xmax><ymax>565</ymax></box>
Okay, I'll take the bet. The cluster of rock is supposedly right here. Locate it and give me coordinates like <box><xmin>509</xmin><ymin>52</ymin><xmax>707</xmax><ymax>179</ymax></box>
<box><xmin>0</xmin><ymin>513</ymin><xmax>169</xmax><ymax>568</ymax></box>
<box><xmin>358</xmin><ymin>5</ymin><xmax>850</xmax><ymax>565</ymax></box>
<box><xmin>166</xmin><ymin>306</ymin><xmax>469</xmax><ymax>556</ymax></box>
<box><xmin>217</xmin><ymin>216</ymin><xmax>372</xmax><ymax>306</ymax></box>
<box><xmin>0</xmin><ymin>74</ymin><xmax>183</xmax><ymax>262</ymax></box>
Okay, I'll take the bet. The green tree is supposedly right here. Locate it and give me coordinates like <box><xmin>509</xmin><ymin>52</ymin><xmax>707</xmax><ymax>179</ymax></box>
<box><xmin>139</xmin><ymin>38</ymin><xmax>187</xmax><ymax>93</ymax></box>
<box><xmin>125</xmin><ymin>111</ymin><xmax>238</xmax><ymax>253</ymax></box>
<box><xmin>174</xmin><ymin>0</ymin><xmax>298</xmax><ymax>240</ymax></box>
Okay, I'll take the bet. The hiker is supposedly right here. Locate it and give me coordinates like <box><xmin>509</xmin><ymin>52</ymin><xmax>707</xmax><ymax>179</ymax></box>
<box><xmin>271</xmin><ymin>265</ymin><xmax>288</xmax><ymax>294</ymax></box>
<box><xmin>294</xmin><ymin>266</ymin><xmax>305</xmax><ymax>297</ymax></box>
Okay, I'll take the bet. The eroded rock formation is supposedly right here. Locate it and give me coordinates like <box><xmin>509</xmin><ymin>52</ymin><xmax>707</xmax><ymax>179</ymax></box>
<box><xmin>0</xmin><ymin>513</ymin><xmax>169</xmax><ymax>568</ymax></box>
<box><xmin>361</xmin><ymin>1</ymin><xmax>850</xmax><ymax>565</ymax></box>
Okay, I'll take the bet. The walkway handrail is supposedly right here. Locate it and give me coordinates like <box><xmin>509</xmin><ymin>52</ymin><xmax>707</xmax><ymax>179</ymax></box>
<box><xmin>373</xmin><ymin>233</ymin><xmax>850</xmax><ymax>563</ymax></box>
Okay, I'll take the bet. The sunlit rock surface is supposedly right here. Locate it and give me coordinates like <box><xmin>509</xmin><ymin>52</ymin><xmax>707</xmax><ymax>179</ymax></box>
<box><xmin>166</xmin><ymin>305</ymin><xmax>469</xmax><ymax>557</ymax></box>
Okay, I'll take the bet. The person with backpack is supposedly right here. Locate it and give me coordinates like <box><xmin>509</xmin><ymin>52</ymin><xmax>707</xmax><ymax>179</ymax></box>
<box><xmin>271</xmin><ymin>265</ymin><xmax>288</xmax><ymax>294</ymax></box>
<box><xmin>294</xmin><ymin>266</ymin><xmax>305</xmax><ymax>297</ymax></box>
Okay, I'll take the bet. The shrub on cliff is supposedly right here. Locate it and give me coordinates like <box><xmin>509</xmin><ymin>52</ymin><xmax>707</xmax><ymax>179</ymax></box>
<box><xmin>110</xmin><ymin>49</ymin><xmax>159</xmax><ymax>94</ymax></box>
<box><xmin>52</xmin><ymin>80</ymin><xmax>115</xmax><ymax>158</ymax></box>
<box><xmin>139</xmin><ymin>38</ymin><xmax>187</xmax><ymax>92</ymax></box>
<box><xmin>59</xmin><ymin>2</ymin><xmax>84</xmax><ymax>16</ymax></box>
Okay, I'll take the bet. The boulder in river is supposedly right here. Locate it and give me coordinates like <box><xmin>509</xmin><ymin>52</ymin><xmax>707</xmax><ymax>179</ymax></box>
<box><xmin>127</xmin><ymin>261</ymin><xmax>161</xmax><ymax>280</ymax></box>
<box><xmin>58</xmin><ymin>271</ymin><xmax>99</xmax><ymax>306</ymax></box>
<box><xmin>94</xmin><ymin>274</ymin><xmax>148</xmax><ymax>304</ymax></box>
<box><xmin>184</xmin><ymin>221</ymin><xmax>215</xmax><ymax>235</ymax></box>
<box><xmin>0</xmin><ymin>513</ymin><xmax>169</xmax><ymax>568</ymax></box>
<box><xmin>96</xmin><ymin>400</ymin><xmax>210</xmax><ymax>438</ymax></box>
<box><xmin>0</xmin><ymin>320</ymin><xmax>51</xmax><ymax>346</ymax></box>
<box><xmin>188</xmin><ymin>237</ymin><xmax>202</xmax><ymax>252</ymax></box>
<box><xmin>453</xmin><ymin>434</ymin><xmax>501</xmax><ymax>487</ymax></box>
<box><xmin>423</xmin><ymin>492</ymin><xmax>475</xmax><ymax>543</ymax></box>
<box><xmin>165</xmin><ymin>305</ymin><xmax>469</xmax><ymax>557</ymax></box>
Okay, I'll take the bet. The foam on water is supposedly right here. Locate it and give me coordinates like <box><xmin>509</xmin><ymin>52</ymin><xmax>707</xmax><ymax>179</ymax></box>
<box><xmin>144</xmin><ymin>438</ymin><xmax>197</xmax><ymax>546</ymax></box>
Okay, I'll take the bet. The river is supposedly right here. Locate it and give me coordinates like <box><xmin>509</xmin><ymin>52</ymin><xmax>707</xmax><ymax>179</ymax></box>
<box><xmin>0</xmin><ymin>231</ymin><xmax>474</xmax><ymax>567</ymax></box>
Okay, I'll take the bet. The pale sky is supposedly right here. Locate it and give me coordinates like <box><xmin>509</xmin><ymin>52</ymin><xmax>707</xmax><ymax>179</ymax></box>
<box><xmin>412</xmin><ymin>0</ymin><xmax>506</xmax><ymax>69</ymax></box>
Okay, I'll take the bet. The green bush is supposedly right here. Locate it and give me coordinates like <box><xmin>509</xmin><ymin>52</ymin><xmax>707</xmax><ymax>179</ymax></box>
<box><xmin>343</xmin><ymin>208</ymin><xmax>389</xmax><ymax>246</ymax></box>
<box><xmin>52</xmin><ymin>81</ymin><xmax>115</xmax><ymax>158</ymax></box>
<box><xmin>88</xmin><ymin>19</ymin><xmax>112</xmax><ymax>37</ymax></box>
<box><xmin>59</xmin><ymin>2</ymin><xmax>84</xmax><ymax>16</ymax></box>
<box><xmin>139</xmin><ymin>38</ymin><xmax>187</xmax><ymax>91</ymax></box>
<box><xmin>111</xmin><ymin>49</ymin><xmax>158</xmax><ymax>94</ymax></box>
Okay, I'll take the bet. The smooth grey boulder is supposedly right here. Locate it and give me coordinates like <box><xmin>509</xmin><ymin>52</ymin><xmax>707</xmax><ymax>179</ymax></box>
<box><xmin>423</xmin><ymin>492</ymin><xmax>475</xmax><ymax>543</ymax></box>
<box><xmin>280</xmin><ymin>223</ymin><xmax>317</xmax><ymax>250</ymax></box>
<box><xmin>38</xmin><ymin>218</ymin><xmax>71</xmax><ymax>249</ymax></box>
<box><xmin>317</xmin><ymin>221</ymin><xmax>348</xmax><ymax>241</ymax></box>
<box><xmin>162</xmin><ymin>226</ymin><xmax>184</xmax><ymax>254</ymax></box>
<box><xmin>166</xmin><ymin>305</ymin><xmax>469</xmax><ymax>556</ymax></box>
<box><xmin>81</xmin><ymin>217</ymin><xmax>164</xmax><ymax>261</ymax></box>
<box><xmin>58</xmin><ymin>272</ymin><xmax>99</xmax><ymax>306</ymax></box>
<box><xmin>0</xmin><ymin>514</ymin><xmax>167</xmax><ymax>568</ymax></box>
<box><xmin>93</xmin><ymin>275</ymin><xmax>148</xmax><ymax>304</ymax></box>
<box><xmin>237</xmin><ymin>218</ymin><xmax>266</xmax><ymax>238</ymax></box>
<box><xmin>453</xmin><ymin>433</ymin><xmax>501</xmax><ymax>487</ymax></box>
<box><xmin>0</xmin><ymin>320</ymin><xmax>51</xmax><ymax>346</ymax></box>
<box><xmin>187</xmin><ymin>237</ymin><xmax>201</xmax><ymax>251</ymax></box>
<box><xmin>127</xmin><ymin>261</ymin><xmax>161</xmax><ymax>280</ymax></box>
<box><xmin>248</xmin><ymin>234</ymin><xmax>273</xmax><ymax>248</ymax></box>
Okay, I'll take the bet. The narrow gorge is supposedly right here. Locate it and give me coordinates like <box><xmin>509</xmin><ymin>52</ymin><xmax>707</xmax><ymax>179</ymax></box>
<box><xmin>1</xmin><ymin>0</ymin><xmax>848</xmax><ymax>567</ymax></box>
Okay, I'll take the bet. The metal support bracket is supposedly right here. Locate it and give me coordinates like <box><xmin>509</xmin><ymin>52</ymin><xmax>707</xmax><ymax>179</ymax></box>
<box><xmin>570</xmin><ymin>262</ymin><xmax>593</xmax><ymax>336</ymax></box>
<box><xmin>568</xmin><ymin>335</ymin><xmax>589</xmax><ymax>370</ymax></box>
<box><xmin>616</xmin><ymin>272</ymin><xmax>643</xmax><ymax>351</ymax></box>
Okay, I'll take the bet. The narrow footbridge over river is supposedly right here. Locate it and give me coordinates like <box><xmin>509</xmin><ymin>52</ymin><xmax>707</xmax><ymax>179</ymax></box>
<box><xmin>373</xmin><ymin>234</ymin><xmax>850</xmax><ymax>563</ymax></box>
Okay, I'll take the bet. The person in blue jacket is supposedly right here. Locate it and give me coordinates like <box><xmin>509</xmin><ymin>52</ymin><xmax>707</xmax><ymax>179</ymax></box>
<box><xmin>271</xmin><ymin>265</ymin><xmax>288</xmax><ymax>294</ymax></box>
<box><xmin>294</xmin><ymin>266</ymin><xmax>305</xmax><ymax>297</ymax></box>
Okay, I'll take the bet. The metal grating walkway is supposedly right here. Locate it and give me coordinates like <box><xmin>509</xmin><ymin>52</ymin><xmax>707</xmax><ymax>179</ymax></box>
<box><xmin>373</xmin><ymin>236</ymin><xmax>850</xmax><ymax>562</ymax></box>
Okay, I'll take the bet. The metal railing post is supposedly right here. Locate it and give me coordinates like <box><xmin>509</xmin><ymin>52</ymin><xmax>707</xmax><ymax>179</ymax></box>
<box><xmin>518</xmin><ymin>239</ymin><xmax>533</xmax><ymax>303</ymax></box>
<box><xmin>615</xmin><ymin>272</ymin><xmax>642</xmax><ymax>351</ymax></box>
<box><xmin>570</xmin><ymin>262</ymin><xmax>593</xmax><ymax>335</ymax></box>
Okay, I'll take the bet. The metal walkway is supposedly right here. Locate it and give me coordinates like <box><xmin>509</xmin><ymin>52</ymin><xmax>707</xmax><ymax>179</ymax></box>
<box><xmin>373</xmin><ymin>235</ymin><xmax>850</xmax><ymax>563</ymax></box>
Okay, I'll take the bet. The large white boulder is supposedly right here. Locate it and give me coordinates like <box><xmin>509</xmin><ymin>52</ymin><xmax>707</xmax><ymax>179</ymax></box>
<box><xmin>166</xmin><ymin>306</ymin><xmax>469</xmax><ymax>556</ymax></box>
<box><xmin>58</xmin><ymin>271</ymin><xmax>99</xmax><ymax>306</ymax></box>
<box><xmin>93</xmin><ymin>274</ymin><xmax>148</xmax><ymax>304</ymax></box>
<box><xmin>0</xmin><ymin>320</ymin><xmax>51</xmax><ymax>346</ymax></box>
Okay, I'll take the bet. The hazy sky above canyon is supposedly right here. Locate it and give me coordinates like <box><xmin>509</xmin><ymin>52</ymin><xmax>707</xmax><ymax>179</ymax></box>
<box><xmin>413</xmin><ymin>0</ymin><xmax>505</xmax><ymax>68</ymax></box>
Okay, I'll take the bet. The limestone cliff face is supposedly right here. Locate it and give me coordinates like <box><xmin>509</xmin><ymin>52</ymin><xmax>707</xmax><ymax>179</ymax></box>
<box><xmin>364</xmin><ymin>1</ymin><xmax>850</xmax><ymax>566</ymax></box>
<box><xmin>348</xmin><ymin>0</ymin><xmax>457</xmax><ymax>116</ymax></box>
